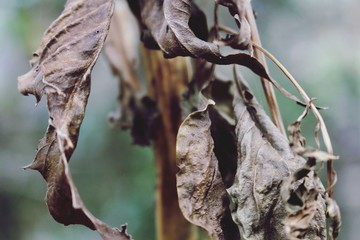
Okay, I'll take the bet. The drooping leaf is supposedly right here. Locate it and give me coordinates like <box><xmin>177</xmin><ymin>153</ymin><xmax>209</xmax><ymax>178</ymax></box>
<box><xmin>326</xmin><ymin>196</ymin><xmax>341</xmax><ymax>240</ymax></box>
<box><xmin>280</xmin><ymin>155</ymin><xmax>326</xmax><ymax>240</ymax></box>
<box><xmin>176</xmin><ymin>96</ymin><xmax>240</xmax><ymax>240</ymax></box>
<box><xmin>283</xmin><ymin>184</ymin><xmax>322</xmax><ymax>240</ymax></box>
<box><xmin>129</xmin><ymin>96</ymin><xmax>159</xmax><ymax>146</ymax></box>
<box><xmin>288</xmin><ymin>103</ymin><xmax>339</xmax><ymax>162</ymax></box>
<box><xmin>227</xmin><ymin>86</ymin><xmax>326</xmax><ymax>239</ymax></box>
<box><xmin>214</xmin><ymin>0</ymin><xmax>252</xmax><ymax>51</ymax></box>
<box><xmin>203</xmin><ymin>78</ymin><xmax>235</xmax><ymax>124</ymax></box>
<box><xmin>17</xmin><ymin>0</ymin><xmax>132</xmax><ymax>239</ymax></box>
<box><xmin>104</xmin><ymin>1</ymin><xmax>160</xmax><ymax>146</ymax></box>
<box><xmin>181</xmin><ymin>60</ymin><xmax>238</xmax><ymax>189</ymax></box>
<box><xmin>130</xmin><ymin>0</ymin><xmax>270</xmax><ymax>79</ymax></box>
<box><xmin>284</xmin><ymin>106</ymin><xmax>340</xmax><ymax>239</ymax></box>
<box><xmin>105</xmin><ymin>0</ymin><xmax>142</xmax><ymax>130</ymax></box>
<box><xmin>208</xmin><ymin>107</ymin><xmax>237</xmax><ymax>188</ymax></box>
<box><xmin>181</xmin><ymin>58</ymin><xmax>214</xmax><ymax>119</ymax></box>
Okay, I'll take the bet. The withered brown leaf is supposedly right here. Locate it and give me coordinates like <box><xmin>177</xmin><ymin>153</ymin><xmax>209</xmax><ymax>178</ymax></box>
<box><xmin>176</xmin><ymin>96</ymin><xmax>239</xmax><ymax>240</ymax></box>
<box><xmin>227</xmin><ymin>88</ymin><xmax>326</xmax><ymax>239</ymax></box>
<box><xmin>104</xmin><ymin>0</ymin><xmax>142</xmax><ymax>130</ymax></box>
<box><xmin>18</xmin><ymin>0</ymin><xmax>131</xmax><ymax>239</ymax></box>
<box><xmin>288</xmin><ymin>104</ymin><xmax>339</xmax><ymax>162</ymax></box>
<box><xmin>105</xmin><ymin>1</ymin><xmax>161</xmax><ymax>146</ymax></box>
<box><xmin>326</xmin><ymin>196</ymin><xmax>341</xmax><ymax>240</ymax></box>
<box><xmin>284</xmin><ymin>105</ymin><xmax>339</xmax><ymax>239</ymax></box>
<box><xmin>131</xmin><ymin>0</ymin><xmax>269</xmax><ymax>79</ymax></box>
<box><xmin>283</xmin><ymin>185</ymin><xmax>320</xmax><ymax>240</ymax></box>
<box><xmin>215</xmin><ymin>0</ymin><xmax>252</xmax><ymax>51</ymax></box>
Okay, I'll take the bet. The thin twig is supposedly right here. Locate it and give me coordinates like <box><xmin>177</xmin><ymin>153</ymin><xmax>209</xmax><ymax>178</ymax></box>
<box><xmin>217</xmin><ymin>25</ymin><xmax>237</xmax><ymax>35</ymax></box>
<box><xmin>214</xmin><ymin>2</ymin><xmax>220</xmax><ymax>40</ymax></box>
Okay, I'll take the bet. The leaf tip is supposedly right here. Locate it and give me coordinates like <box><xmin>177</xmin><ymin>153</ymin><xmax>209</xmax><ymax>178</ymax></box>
<box><xmin>22</xmin><ymin>162</ymin><xmax>36</xmax><ymax>171</ymax></box>
<box><xmin>17</xmin><ymin>66</ymin><xmax>44</xmax><ymax>103</ymax></box>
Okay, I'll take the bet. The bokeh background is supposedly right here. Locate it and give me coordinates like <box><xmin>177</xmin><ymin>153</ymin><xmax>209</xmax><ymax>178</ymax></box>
<box><xmin>0</xmin><ymin>0</ymin><xmax>359</xmax><ymax>239</ymax></box>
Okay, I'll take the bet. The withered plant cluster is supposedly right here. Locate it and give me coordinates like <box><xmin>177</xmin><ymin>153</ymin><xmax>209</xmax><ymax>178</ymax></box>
<box><xmin>17</xmin><ymin>0</ymin><xmax>341</xmax><ymax>239</ymax></box>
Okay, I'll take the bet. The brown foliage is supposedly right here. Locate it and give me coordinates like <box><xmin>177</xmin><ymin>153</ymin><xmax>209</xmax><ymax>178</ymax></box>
<box><xmin>18</xmin><ymin>0</ymin><xmax>340</xmax><ymax>239</ymax></box>
<box><xmin>18</xmin><ymin>0</ymin><xmax>131</xmax><ymax>239</ymax></box>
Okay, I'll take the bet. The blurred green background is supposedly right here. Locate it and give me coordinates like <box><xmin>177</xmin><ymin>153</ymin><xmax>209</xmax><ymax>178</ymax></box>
<box><xmin>0</xmin><ymin>0</ymin><xmax>359</xmax><ymax>239</ymax></box>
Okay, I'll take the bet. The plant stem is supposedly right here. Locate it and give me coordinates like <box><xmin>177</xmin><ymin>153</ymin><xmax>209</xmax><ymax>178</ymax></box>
<box><xmin>245</xmin><ymin>2</ymin><xmax>286</xmax><ymax>136</ymax></box>
<box><xmin>141</xmin><ymin>47</ymin><xmax>199</xmax><ymax>240</ymax></box>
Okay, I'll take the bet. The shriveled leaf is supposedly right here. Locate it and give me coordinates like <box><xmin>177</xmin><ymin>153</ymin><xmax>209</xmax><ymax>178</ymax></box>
<box><xmin>129</xmin><ymin>96</ymin><xmax>159</xmax><ymax>146</ymax></box>
<box><xmin>131</xmin><ymin>0</ymin><xmax>270</xmax><ymax>79</ymax></box>
<box><xmin>18</xmin><ymin>1</ymin><xmax>131</xmax><ymax>239</ymax></box>
<box><xmin>208</xmin><ymin>107</ymin><xmax>237</xmax><ymax>188</ymax></box>
<box><xmin>204</xmin><ymin>80</ymin><xmax>237</xmax><ymax>188</ymax></box>
<box><xmin>203</xmin><ymin>78</ymin><xmax>235</xmax><ymax>125</ymax></box>
<box><xmin>215</xmin><ymin>0</ymin><xmax>252</xmax><ymax>50</ymax></box>
<box><xmin>176</xmin><ymin>97</ymin><xmax>239</xmax><ymax>240</ymax></box>
<box><xmin>181</xmin><ymin>58</ymin><xmax>214</xmax><ymax>119</ymax></box>
<box><xmin>326</xmin><ymin>196</ymin><xmax>341</xmax><ymax>240</ymax></box>
<box><xmin>104</xmin><ymin>1</ymin><xmax>160</xmax><ymax>146</ymax></box>
<box><xmin>281</xmin><ymin>156</ymin><xmax>326</xmax><ymax>240</ymax></box>
<box><xmin>181</xmin><ymin>63</ymin><xmax>238</xmax><ymax>189</ymax></box>
<box><xmin>104</xmin><ymin>0</ymin><xmax>142</xmax><ymax>129</ymax></box>
<box><xmin>284</xmin><ymin>185</ymin><xmax>321</xmax><ymax>240</ymax></box>
<box><xmin>227</xmin><ymin>88</ymin><xmax>326</xmax><ymax>239</ymax></box>
<box><xmin>288</xmin><ymin>108</ymin><xmax>339</xmax><ymax>162</ymax></box>
<box><xmin>285</xmin><ymin>102</ymin><xmax>339</xmax><ymax>239</ymax></box>
<box><xmin>281</xmin><ymin>151</ymin><xmax>341</xmax><ymax>240</ymax></box>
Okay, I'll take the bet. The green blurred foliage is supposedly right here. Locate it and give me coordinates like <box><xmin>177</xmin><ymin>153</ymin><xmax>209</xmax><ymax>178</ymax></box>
<box><xmin>0</xmin><ymin>0</ymin><xmax>359</xmax><ymax>240</ymax></box>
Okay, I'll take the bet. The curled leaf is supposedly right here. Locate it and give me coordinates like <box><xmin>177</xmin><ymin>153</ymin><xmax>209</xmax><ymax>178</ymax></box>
<box><xmin>284</xmin><ymin>184</ymin><xmax>323</xmax><ymax>240</ymax></box>
<box><xmin>129</xmin><ymin>96</ymin><xmax>159</xmax><ymax>146</ymax></box>
<box><xmin>326</xmin><ymin>196</ymin><xmax>341</xmax><ymax>240</ymax></box>
<box><xmin>215</xmin><ymin>0</ymin><xmax>252</xmax><ymax>50</ymax></box>
<box><xmin>18</xmin><ymin>0</ymin><xmax>131</xmax><ymax>239</ymax></box>
<box><xmin>227</xmin><ymin>86</ymin><xmax>326</xmax><ymax>239</ymax></box>
<box><xmin>180</xmin><ymin>62</ymin><xmax>238</xmax><ymax>189</ymax></box>
<box><xmin>132</xmin><ymin>0</ymin><xmax>270</xmax><ymax>79</ymax></box>
<box><xmin>283</xmin><ymin>169</ymin><xmax>329</xmax><ymax>240</ymax></box>
<box><xmin>288</xmin><ymin>106</ymin><xmax>339</xmax><ymax>162</ymax></box>
<box><xmin>280</xmin><ymin>155</ymin><xmax>326</xmax><ymax>240</ymax></box>
<box><xmin>104</xmin><ymin>0</ymin><xmax>142</xmax><ymax>129</ymax></box>
<box><xmin>176</xmin><ymin>97</ymin><xmax>239</xmax><ymax>240</ymax></box>
<box><xmin>205</xmin><ymin>80</ymin><xmax>237</xmax><ymax>187</ymax></box>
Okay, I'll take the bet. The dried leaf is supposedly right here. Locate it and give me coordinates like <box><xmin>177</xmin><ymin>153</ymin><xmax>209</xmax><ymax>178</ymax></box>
<box><xmin>208</xmin><ymin>107</ymin><xmax>237</xmax><ymax>188</ymax></box>
<box><xmin>215</xmin><ymin>0</ymin><xmax>252</xmax><ymax>50</ymax></box>
<box><xmin>284</xmin><ymin>185</ymin><xmax>321</xmax><ymax>240</ymax></box>
<box><xmin>133</xmin><ymin>0</ymin><xmax>270</xmax><ymax>79</ymax></box>
<box><xmin>227</xmin><ymin>89</ymin><xmax>326</xmax><ymax>239</ymax></box>
<box><xmin>181</xmin><ymin>58</ymin><xmax>214</xmax><ymax>118</ymax></box>
<box><xmin>288</xmin><ymin>107</ymin><xmax>339</xmax><ymax>162</ymax></box>
<box><xmin>326</xmin><ymin>196</ymin><xmax>341</xmax><ymax>240</ymax></box>
<box><xmin>18</xmin><ymin>1</ymin><xmax>131</xmax><ymax>239</ymax></box>
<box><xmin>104</xmin><ymin>0</ymin><xmax>142</xmax><ymax>129</ymax></box>
<box><xmin>203</xmin><ymin>78</ymin><xmax>235</xmax><ymax>124</ymax></box>
<box><xmin>129</xmin><ymin>96</ymin><xmax>159</xmax><ymax>146</ymax></box>
<box><xmin>205</xmin><ymin>80</ymin><xmax>237</xmax><ymax>188</ymax></box>
<box><xmin>280</xmin><ymin>153</ymin><xmax>327</xmax><ymax>239</ymax></box>
<box><xmin>176</xmin><ymin>97</ymin><xmax>239</xmax><ymax>240</ymax></box>
<box><xmin>180</xmin><ymin>62</ymin><xmax>238</xmax><ymax>189</ymax></box>
<box><xmin>104</xmin><ymin>1</ymin><xmax>159</xmax><ymax>146</ymax></box>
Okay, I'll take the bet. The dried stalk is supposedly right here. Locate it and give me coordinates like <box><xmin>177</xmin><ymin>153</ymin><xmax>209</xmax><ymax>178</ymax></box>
<box><xmin>245</xmin><ymin>2</ymin><xmax>286</xmax><ymax>136</ymax></box>
<box><xmin>140</xmin><ymin>47</ymin><xmax>199</xmax><ymax>240</ymax></box>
